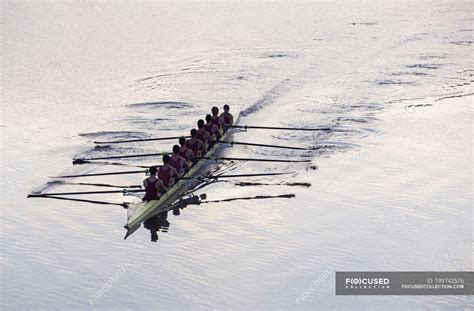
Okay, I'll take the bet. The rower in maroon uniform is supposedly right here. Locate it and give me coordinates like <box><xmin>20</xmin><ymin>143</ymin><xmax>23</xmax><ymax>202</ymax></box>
<box><xmin>178</xmin><ymin>137</ymin><xmax>194</xmax><ymax>164</ymax></box>
<box><xmin>219</xmin><ymin>104</ymin><xmax>234</xmax><ymax>126</ymax></box>
<box><xmin>157</xmin><ymin>154</ymin><xmax>179</xmax><ymax>192</ymax></box>
<box><xmin>142</xmin><ymin>165</ymin><xmax>167</xmax><ymax>242</ymax></box>
<box><xmin>142</xmin><ymin>166</ymin><xmax>161</xmax><ymax>201</ymax></box>
<box><xmin>211</xmin><ymin>106</ymin><xmax>225</xmax><ymax>129</ymax></box>
<box><xmin>204</xmin><ymin>114</ymin><xmax>221</xmax><ymax>142</ymax></box>
<box><xmin>170</xmin><ymin>145</ymin><xmax>189</xmax><ymax>177</ymax></box>
<box><xmin>196</xmin><ymin>119</ymin><xmax>212</xmax><ymax>148</ymax></box>
<box><xmin>186</xmin><ymin>129</ymin><xmax>206</xmax><ymax>158</ymax></box>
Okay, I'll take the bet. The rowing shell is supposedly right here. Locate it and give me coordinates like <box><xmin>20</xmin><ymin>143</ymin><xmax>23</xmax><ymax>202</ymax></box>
<box><xmin>124</xmin><ymin>118</ymin><xmax>238</xmax><ymax>239</ymax></box>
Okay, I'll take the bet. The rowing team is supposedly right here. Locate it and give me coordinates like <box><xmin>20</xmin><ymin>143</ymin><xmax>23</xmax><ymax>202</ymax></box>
<box><xmin>142</xmin><ymin>105</ymin><xmax>234</xmax><ymax>201</ymax></box>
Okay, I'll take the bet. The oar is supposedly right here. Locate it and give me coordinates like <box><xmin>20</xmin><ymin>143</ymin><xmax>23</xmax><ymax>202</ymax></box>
<box><xmin>200</xmin><ymin>156</ymin><xmax>310</xmax><ymax>163</ymax></box>
<box><xmin>28</xmin><ymin>189</ymin><xmax>144</xmax><ymax>196</ymax></box>
<box><xmin>92</xmin><ymin>124</ymin><xmax>337</xmax><ymax>145</ymax></box>
<box><xmin>73</xmin><ymin>153</ymin><xmax>167</xmax><ymax>164</ymax></box>
<box><xmin>209</xmin><ymin>172</ymin><xmax>293</xmax><ymax>178</ymax></box>
<box><xmin>27</xmin><ymin>195</ymin><xmax>129</xmax><ymax>208</ymax></box>
<box><xmin>72</xmin><ymin>159</ymin><xmax>150</xmax><ymax>168</ymax></box>
<box><xmin>52</xmin><ymin>165</ymin><xmax>294</xmax><ymax>180</ymax></box>
<box><xmin>182</xmin><ymin>172</ymin><xmax>293</xmax><ymax>180</ymax></box>
<box><xmin>233</xmin><ymin>181</ymin><xmax>311</xmax><ymax>187</ymax></box>
<box><xmin>94</xmin><ymin>136</ymin><xmax>189</xmax><ymax>144</ymax></box>
<box><xmin>217</xmin><ymin>140</ymin><xmax>316</xmax><ymax>150</ymax></box>
<box><xmin>52</xmin><ymin>169</ymin><xmax>148</xmax><ymax>179</ymax></box>
<box><xmin>73</xmin><ymin>155</ymin><xmax>309</xmax><ymax>171</ymax></box>
<box><xmin>64</xmin><ymin>182</ymin><xmax>142</xmax><ymax>189</ymax></box>
<box><xmin>227</xmin><ymin>125</ymin><xmax>333</xmax><ymax>131</ymax></box>
<box><xmin>203</xmin><ymin>193</ymin><xmax>296</xmax><ymax>203</ymax></box>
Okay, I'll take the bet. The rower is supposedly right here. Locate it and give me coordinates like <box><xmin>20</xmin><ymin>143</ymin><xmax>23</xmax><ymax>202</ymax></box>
<box><xmin>142</xmin><ymin>166</ymin><xmax>162</xmax><ymax>201</ymax></box>
<box><xmin>196</xmin><ymin>119</ymin><xmax>212</xmax><ymax>148</ymax></box>
<box><xmin>142</xmin><ymin>165</ymin><xmax>171</xmax><ymax>242</ymax></box>
<box><xmin>186</xmin><ymin>129</ymin><xmax>207</xmax><ymax>158</ymax></box>
<box><xmin>157</xmin><ymin>154</ymin><xmax>179</xmax><ymax>191</ymax></box>
<box><xmin>178</xmin><ymin>137</ymin><xmax>194</xmax><ymax>164</ymax></box>
<box><xmin>170</xmin><ymin>145</ymin><xmax>189</xmax><ymax>177</ymax></box>
<box><xmin>204</xmin><ymin>114</ymin><xmax>221</xmax><ymax>141</ymax></box>
<box><xmin>220</xmin><ymin>104</ymin><xmax>234</xmax><ymax>127</ymax></box>
<box><xmin>142</xmin><ymin>167</ymin><xmax>169</xmax><ymax>242</ymax></box>
<box><xmin>211</xmin><ymin>106</ymin><xmax>225</xmax><ymax>129</ymax></box>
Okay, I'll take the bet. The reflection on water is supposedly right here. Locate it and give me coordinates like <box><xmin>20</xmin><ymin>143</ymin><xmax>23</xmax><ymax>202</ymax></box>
<box><xmin>139</xmin><ymin>190</ymin><xmax>300</xmax><ymax>242</ymax></box>
<box><xmin>144</xmin><ymin>211</ymin><xmax>170</xmax><ymax>242</ymax></box>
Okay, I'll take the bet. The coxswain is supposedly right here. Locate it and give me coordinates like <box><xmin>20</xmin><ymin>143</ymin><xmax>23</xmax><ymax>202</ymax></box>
<box><xmin>186</xmin><ymin>129</ymin><xmax>206</xmax><ymax>158</ymax></box>
<box><xmin>170</xmin><ymin>145</ymin><xmax>188</xmax><ymax>177</ymax></box>
<box><xmin>220</xmin><ymin>104</ymin><xmax>234</xmax><ymax>127</ymax></box>
<box><xmin>204</xmin><ymin>114</ymin><xmax>221</xmax><ymax>141</ymax></box>
<box><xmin>142</xmin><ymin>166</ymin><xmax>162</xmax><ymax>200</ymax></box>
<box><xmin>196</xmin><ymin>119</ymin><xmax>212</xmax><ymax>148</ymax></box>
<box><xmin>157</xmin><ymin>154</ymin><xmax>178</xmax><ymax>191</ymax></box>
<box><xmin>211</xmin><ymin>106</ymin><xmax>225</xmax><ymax>129</ymax></box>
